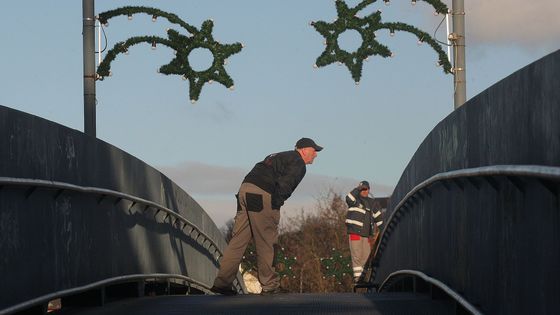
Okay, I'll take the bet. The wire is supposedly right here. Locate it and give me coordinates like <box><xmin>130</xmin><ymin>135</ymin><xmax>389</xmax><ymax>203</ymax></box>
<box><xmin>433</xmin><ymin>15</ymin><xmax>451</xmax><ymax>46</ymax></box>
<box><xmin>95</xmin><ymin>23</ymin><xmax>108</xmax><ymax>54</ymax></box>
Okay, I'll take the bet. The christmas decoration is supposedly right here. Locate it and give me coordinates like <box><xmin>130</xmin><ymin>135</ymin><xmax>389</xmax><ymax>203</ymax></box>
<box><xmin>275</xmin><ymin>247</ymin><xmax>297</xmax><ymax>278</ymax></box>
<box><xmin>96</xmin><ymin>6</ymin><xmax>243</xmax><ymax>102</ymax></box>
<box><xmin>320</xmin><ymin>248</ymin><xmax>352</xmax><ymax>283</ymax></box>
<box><xmin>312</xmin><ymin>0</ymin><xmax>452</xmax><ymax>83</ymax></box>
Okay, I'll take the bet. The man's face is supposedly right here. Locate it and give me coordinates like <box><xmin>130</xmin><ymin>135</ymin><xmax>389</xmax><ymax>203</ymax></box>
<box><xmin>359</xmin><ymin>188</ymin><xmax>369</xmax><ymax>197</ymax></box>
<box><xmin>301</xmin><ymin>147</ymin><xmax>318</xmax><ymax>164</ymax></box>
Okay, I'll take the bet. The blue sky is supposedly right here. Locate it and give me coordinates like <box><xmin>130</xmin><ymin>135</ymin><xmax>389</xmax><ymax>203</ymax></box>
<box><xmin>1</xmin><ymin>1</ymin><xmax>558</xmax><ymax>227</ymax></box>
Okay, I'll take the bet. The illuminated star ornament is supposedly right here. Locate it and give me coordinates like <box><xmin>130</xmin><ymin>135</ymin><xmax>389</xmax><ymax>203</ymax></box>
<box><xmin>321</xmin><ymin>248</ymin><xmax>352</xmax><ymax>284</ymax></box>
<box><xmin>312</xmin><ymin>0</ymin><xmax>452</xmax><ymax>84</ymax></box>
<box><xmin>96</xmin><ymin>6</ymin><xmax>243</xmax><ymax>103</ymax></box>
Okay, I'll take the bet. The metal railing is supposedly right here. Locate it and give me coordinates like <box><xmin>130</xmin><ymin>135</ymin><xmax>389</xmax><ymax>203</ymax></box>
<box><xmin>379</xmin><ymin>269</ymin><xmax>483</xmax><ymax>315</ymax></box>
<box><xmin>0</xmin><ymin>176</ymin><xmax>224</xmax><ymax>260</ymax></box>
<box><xmin>0</xmin><ymin>176</ymin><xmax>245</xmax><ymax>314</ymax></box>
<box><xmin>374</xmin><ymin>165</ymin><xmax>560</xmax><ymax>259</ymax></box>
<box><xmin>0</xmin><ymin>273</ymin><xmax>210</xmax><ymax>315</ymax></box>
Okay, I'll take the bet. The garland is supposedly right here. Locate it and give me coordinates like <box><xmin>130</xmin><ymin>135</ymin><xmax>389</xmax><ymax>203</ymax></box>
<box><xmin>96</xmin><ymin>6</ymin><xmax>243</xmax><ymax>103</ymax></box>
<box><xmin>312</xmin><ymin>0</ymin><xmax>452</xmax><ymax>83</ymax></box>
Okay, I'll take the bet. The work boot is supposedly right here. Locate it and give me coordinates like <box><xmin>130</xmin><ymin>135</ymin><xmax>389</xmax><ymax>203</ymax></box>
<box><xmin>260</xmin><ymin>287</ymin><xmax>289</xmax><ymax>295</ymax></box>
<box><xmin>210</xmin><ymin>285</ymin><xmax>237</xmax><ymax>296</ymax></box>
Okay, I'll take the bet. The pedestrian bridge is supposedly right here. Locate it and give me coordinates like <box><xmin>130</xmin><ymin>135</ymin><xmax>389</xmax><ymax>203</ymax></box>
<box><xmin>1</xmin><ymin>50</ymin><xmax>558</xmax><ymax>315</ymax></box>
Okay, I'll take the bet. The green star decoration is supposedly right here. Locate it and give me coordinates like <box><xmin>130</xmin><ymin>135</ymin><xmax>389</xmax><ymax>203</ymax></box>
<box><xmin>96</xmin><ymin>6</ymin><xmax>243</xmax><ymax>103</ymax></box>
<box><xmin>275</xmin><ymin>247</ymin><xmax>297</xmax><ymax>278</ymax></box>
<box><xmin>321</xmin><ymin>248</ymin><xmax>352</xmax><ymax>284</ymax></box>
<box><xmin>312</xmin><ymin>0</ymin><xmax>452</xmax><ymax>83</ymax></box>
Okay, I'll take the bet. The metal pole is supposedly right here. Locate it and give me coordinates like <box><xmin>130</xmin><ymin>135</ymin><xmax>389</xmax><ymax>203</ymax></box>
<box><xmin>452</xmin><ymin>0</ymin><xmax>466</xmax><ymax>109</ymax></box>
<box><xmin>83</xmin><ymin>0</ymin><xmax>96</xmax><ymax>136</ymax></box>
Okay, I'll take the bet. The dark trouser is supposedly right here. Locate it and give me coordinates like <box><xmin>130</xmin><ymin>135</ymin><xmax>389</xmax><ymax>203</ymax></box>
<box><xmin>213</xmin><ymin>182</ymin><xmax>280</xmax><ymax>291</ymax></box>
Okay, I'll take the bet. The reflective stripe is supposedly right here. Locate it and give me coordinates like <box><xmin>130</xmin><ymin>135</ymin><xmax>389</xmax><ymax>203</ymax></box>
<box><xmin>346</xmin><ymin>193</ymin><xmax>356</xmax><ymax>202</ymax></box>
<box><xmin>354</xmin><ymin>272</ymin><xmax>362</xmax><ymax>277</ymax></box>
<box><xmin>345</xmin><ymin>219</ymin><xmax>364</xmax><ymax>227</ymax></box>
<box><xmin>353</xmin><ymin>267</ymin><xmax>363</xmax><ymax>271</ymax></box>
<box><xmin>376</xmin><ymin>221</ymin><xmax>383</xmax><ymax>226</ymax></box>
<box><xmin>373</xmin><ymin>210</ymin><xmax>382</xmax><ymax>218</ymax></box>
<box><xmin>348</xmin><ymin>207</ymin><xmax>366</xmax><ymax>214</ymax></box>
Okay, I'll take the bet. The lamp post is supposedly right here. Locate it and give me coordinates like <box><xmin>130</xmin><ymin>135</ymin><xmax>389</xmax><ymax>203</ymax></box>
<box><xmin>83</xmin><ymin>0</ymin><xmax>96</xmax><ymax>136</ymax></box>
<box><xmin>451</xmin><ymin>0</ymin><xmax>466</xmax><ymax>109</ymax></box>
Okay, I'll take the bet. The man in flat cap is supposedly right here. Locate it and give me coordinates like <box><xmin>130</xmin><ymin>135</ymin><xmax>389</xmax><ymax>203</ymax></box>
<box><xmin>345</xmin><ymin>180</ymin><xmax>384</xmax><ymax>283</ymax></box>
<box><xmin>211</xmin><ymin>137</ymin><xmax>323</xmax><ymax>295</ymax></box>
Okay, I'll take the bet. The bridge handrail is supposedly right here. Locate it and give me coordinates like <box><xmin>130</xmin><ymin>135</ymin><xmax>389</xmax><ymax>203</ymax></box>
<box><xmin>373</xmin><ymin>165</ymin><xmax>560</xmax><ymax>271</ymax></box>
<box><xmin>0</xmin><ymin>176</ymin><xmax>224</xmax><ymax>260</ymax></box>
<box><xmin>0</xmin><ymin>176</ymin><xmax>246</xmax><ymax>304</ymax></box>
<box><xmin>379</xmin><ymin>269</ymin><xmax>483</xmax><ymax>315</ymax></box>
<box><xmin>0</xmin><ymin>273</ymin><xmax>209</xmax><ymax>315</ymax></box>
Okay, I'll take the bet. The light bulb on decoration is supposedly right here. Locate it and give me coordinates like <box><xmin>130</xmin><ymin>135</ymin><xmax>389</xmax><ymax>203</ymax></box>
<box><xmin>208</xmin><ymin>80</ymin><xmax>213</xmax><ymax>84</ymax></box>
<box><xmin>390</xmin><ymin>52</ymin><xmax>395</xmax><ymax>58</ymax></box>
<box><xmin>152</xmin><ymin>15</ymin><xmax>157</xmax><ymax>22</ymax></box>
<box><xmin>128</xmin><ymin>14</ymin><xmax>132</xmax><ymax>20</ymax></box>
<box><xmin>323</xmin><ymin>40</ymin><xmax>327</xmax><ymax>45</ymax></box>
<box><xmin>384</xmin><ymin>0</ymin><xmax>390</xmax><ymax>6</ymax></box>
<box><xmin>182</xmin><ymin>75</ymin><xmax>187</xmax><ymax>81</ymax></box>
<box><xmin>151</xmin><ymin>41</ymin><xmax>156</xmax><ymax>50</ymax></box>
<box><xmin>411</xmin><ymin>0</ymin><xmax>417</xmax><ymax>5</ymax></box>
<box><xmin>390</xmin><ymin>30</ymin><xmax>395</xmax><ymax>36</ymax></box>
<box><xmin>191</xmin><ymin>99</ymin><xmax>196</xmax><ymax>104</ymax></box>
<box><xmin>364</xmin><ymin>57</ymin><xmax>369</xmax><ymax>62</ymax></box>
<box><xmin>103</xmin><ymin>22</ymin><xmax>109</xmax><ymax>27</ymax></box>
<box><xmin>124</xmin><ymin>49</ymin><xmax>129</xmax><ymax>55</ymax></box>
<box><xmin>313</xmin><ymin>64</ymin><xmax>318</xmax><ymax>68</ymax></box>
<box><xmin>229</xmin><ymin>85</ymin><xmax>235</xmax><ymax>91</ymax></box>
<box><xmin>355</xmin><ymin>81</ymin><xmax>360</xmax><ymax>85</ymax></box>
<box><xmin>417</xmin><ymin>40</ymin><xmax>423</xmax><ymax>45</ymax></box>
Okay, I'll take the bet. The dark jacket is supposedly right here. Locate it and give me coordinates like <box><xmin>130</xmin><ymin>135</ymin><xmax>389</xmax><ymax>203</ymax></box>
<box><xmin>243</xmin><ymin>150</ymin><xmax>306</xmax><ymax>209</ymax></box>
<box><xmin>345</xmin><ymin>188</ymin><xmax>384</xmax><ymax>236</ymax></box>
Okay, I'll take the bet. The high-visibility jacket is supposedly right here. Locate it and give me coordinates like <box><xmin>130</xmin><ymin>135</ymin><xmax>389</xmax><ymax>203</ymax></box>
<box><xmin>345</xmin><ymin>188</ymin><xmax>384</xmax><ymax>237</ymax></box>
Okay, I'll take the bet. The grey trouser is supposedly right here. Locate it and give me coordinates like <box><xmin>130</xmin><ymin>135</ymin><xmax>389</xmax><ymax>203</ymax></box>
<box><xmin>213</xmin><ymin>182</ymin><xmax>280</xmax><ymax>291</ymax></box>
<box><xmin>349</xmin><ymin>234</ymin><xmax>371</xmax><ymax>278</ymax></box>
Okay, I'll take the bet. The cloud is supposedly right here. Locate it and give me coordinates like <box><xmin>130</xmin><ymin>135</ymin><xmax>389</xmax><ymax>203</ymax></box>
<box><xmin>158</xmin><ymin>161</ymin><xmax>394</xmax><ymax>228</ymax></box>
<box><xmin>159</xmin><ymin>161</ymin><xmax>393</xmax><ymax>197</ymax></box>
<box><xmin>159</xmin><ymin>161</ymin><xmax>245</xmax><ymax>195</ymax></box>
<box><xmin>463</xmin><ymin>0</ymin><xmax>560</xmax><ymax>49</ymax></box>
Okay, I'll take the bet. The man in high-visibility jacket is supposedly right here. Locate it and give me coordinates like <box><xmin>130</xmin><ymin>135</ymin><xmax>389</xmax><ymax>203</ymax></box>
<box><xmin>345</xmin><ymin>180</ymin><xmax>383</xmax><ymax>282</ymax></box>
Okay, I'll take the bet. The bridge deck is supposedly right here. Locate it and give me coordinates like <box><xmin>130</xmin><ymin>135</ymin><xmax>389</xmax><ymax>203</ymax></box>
<box><xmin>55</xmin><ymin>292</ymin><xmax>456</xmax><ymax>315</ymax></box>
